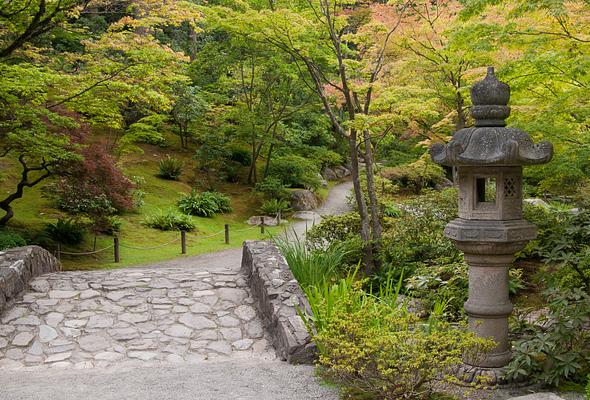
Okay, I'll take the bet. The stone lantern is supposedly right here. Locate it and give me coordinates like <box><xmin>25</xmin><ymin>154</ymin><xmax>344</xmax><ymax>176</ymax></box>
<box><xmin>430</xmin><ymin>67</ymin><xmax>553</xmax><ymax>378</ymax></box>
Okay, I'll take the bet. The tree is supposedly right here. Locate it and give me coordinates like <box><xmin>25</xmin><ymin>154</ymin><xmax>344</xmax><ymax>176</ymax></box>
<box><xmin>171</xmin><ymin>84</ymin><xmax>208</xmax><ymax>148</ymax></box>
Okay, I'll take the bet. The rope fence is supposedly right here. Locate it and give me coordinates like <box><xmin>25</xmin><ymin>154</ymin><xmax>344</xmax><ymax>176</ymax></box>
<box><xmin>55</xmin><ymin>214</ymin><xmax>279</xmax><ymax>264</ymax></box>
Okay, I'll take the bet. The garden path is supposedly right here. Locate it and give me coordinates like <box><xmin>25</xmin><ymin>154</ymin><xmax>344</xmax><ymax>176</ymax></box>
<box><xmin>0</xmin><ymin>181</ymin><xmax>354</xmax><ymax>400</ymax></box>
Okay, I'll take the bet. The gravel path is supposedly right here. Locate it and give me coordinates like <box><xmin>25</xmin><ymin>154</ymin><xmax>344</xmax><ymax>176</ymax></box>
<box><xmin>0</xmin><ymin>183</ymin><xmax>354</xmax><ymax>400</ymax></box>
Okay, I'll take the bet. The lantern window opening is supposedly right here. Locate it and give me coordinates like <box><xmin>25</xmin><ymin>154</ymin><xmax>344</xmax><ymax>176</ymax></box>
<box><xmin>476</xmin><ymin>176</ymin><xmax>497</xmax><ymax>205</ymax></box>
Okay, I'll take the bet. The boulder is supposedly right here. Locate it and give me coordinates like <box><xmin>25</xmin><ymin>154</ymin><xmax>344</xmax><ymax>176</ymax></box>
<box><xmin>290</xmin><ymin>190</ymin><xmax>320</xmax><ymax>211</ymax></box>
<box><xmin>317</xmin><ymin>173</ymin><xmax>328</xmax><ymax>187</ymax></box>
<box><xmin>247</xmin><ymin>216</ymin><xmax>279</xmax><ymax>226</ymax></box>
<box><xmin>321</xmin><ymin>167</ymin><xmax>338</xmax><ymax>181</ymax></box>
<box><xmin>434</xmin><ymin>178</ymin><xmax>454</xmax><ymax>191</ymax></box>
<box><xmin>333</xmin><ymin>165</ymin><xmax>351</xmax><ymax>179</ymax></box>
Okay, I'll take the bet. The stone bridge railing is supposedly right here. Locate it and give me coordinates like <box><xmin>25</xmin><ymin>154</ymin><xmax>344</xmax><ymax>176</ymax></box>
<box><xmin>241</xmin><ymin>241</ymin><xmax>315</xmax><ymax>364</ymax></box>
<box><xmin>0</xmin><ymin>246</ymin><xmax>61</xmax><ymax>315</ymax></box>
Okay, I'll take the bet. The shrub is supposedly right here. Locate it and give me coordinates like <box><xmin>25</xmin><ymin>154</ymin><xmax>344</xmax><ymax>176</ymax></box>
<box><xmin>144</xmin><ymin>210</ymin><xmax>196</xmax><ymax>231</ymax></box>
<box><xmin>381</xmin><ymin>153</ymin><xmax>446</xmax><ymax>193</ymax></box>
<box><xmin>306</xmin><ymin>212</ymin><xmax>361</xmax><ymax>248</ymax></box>
<box><xmin>44</xmin><ymin>219</ymin><xmax>85</xmax><ymax>245</ymax></box>
<box><xmin>306</xmin><ymin>282</ymin><xmax>492</xmax><ymax>400</ymax></box>
<box><xmin>505</xmin><ymin>287</ymin><xmax>590</xmax><ymax>386</ymax></box>
<box><xmin>177</xmin><ymin>190</ymin><xmax>232</xmax><ymax>217</ymax></box>
<box><xmin>586</xmin><ymin>374</ymin><xmax>590</xmax><ymax>400</ymax></box>
<box><xmin>268</xmin><ymin>155</ymin><xmax>321</xmax><ymax>190</ymax></box>
<box><xmin>0</xmin><ymin>230</ymin><xmax>26</xmax><ymax>250</ymax></box>
<box><xmin>226</xmin><ymin>144</ymin><xmax>252</xmax><ymax>166</ymax></box>
<box><xmin>159</xmin><ymin>156</ymin><xmax>184</xmax><ymax>180</ymax></box>
<box><xmin>254</xmin><ymin>177</ymin><xmax>289</xmax><ymax>200</ymax></box>
<box><xmin>259</xmin><ymin>199</ymin><xmax>291</xmax><ymax>216</ymax></box>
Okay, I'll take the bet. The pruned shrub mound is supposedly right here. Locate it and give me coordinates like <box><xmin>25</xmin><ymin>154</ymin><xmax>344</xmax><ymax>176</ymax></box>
<box><xmin>177</xmin><ymin>190</ymin><xmax>232</xmax><ymax>217</ymax></box>
<box><xmin>268</xmin><ymin>155</ymin><xmax>321</xmax><ymax>190</ymax></box>
<box><xmin>44</xmin><ymin>218</ymin><xmax>85</xmax><ymax>245</ymax></box>
<box><xmin>158</xmin><ymin>156</ymin><xmax>184</xmax><ymax>180</ymax></box>
<box><xmin>0</xmin><ymin>230</ymin><xmax>26</xmax><ymax>250</ymax></box>
<box><xmin>226</xmin><ymin>144</ymin><xmax>252</xmax><ymax>166</ymax></box>
<box><xmin>254</xmin><ymin>177</ymin><xmax>289</xmax><ymax>200</ymax></box>
<box><xmin>381</xmin><ymin>153</ymin><xmax>446</xmax><ymax>193</ymax></box>
<box><xmin>144</xmin><ymin>210</ymin><xmax>196</xmax><ymax>231</ymax></box>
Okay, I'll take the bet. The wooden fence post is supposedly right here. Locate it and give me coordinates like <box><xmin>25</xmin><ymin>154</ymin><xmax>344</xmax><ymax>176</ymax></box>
<box><xmin>181</xmin><ymin>231</ymin><xmax>187</xmax><ymax>254</ymax></box>
<box><xmin>56</xmin><ymin>243</ymin><xmax>61</xmax><ymax>261</ymax></box>
<box><xmin>114</xmin><ymin>237</ymin><xmax>120</xmax><ymax>263</ymax></box>
<box><xmin>260</xmin><ymin>216</ymin><xmax>265</xmax><ymax>234</ymax></box>
<box><xmin>225</xmin><ymin>224</ymin><xmax>230</xmax><ymax>245</ymax></box>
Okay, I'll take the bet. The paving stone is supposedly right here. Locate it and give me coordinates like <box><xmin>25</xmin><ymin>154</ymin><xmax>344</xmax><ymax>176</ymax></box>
<box><xmin>39</xmin><ymin>325</ymin><xmax>58</xmax><ymax>343</ymax></box>
<box><xmin>2</xmin><ymin>307</ymin><xmax>27</xmax><ymax>323</ymax></box>
<box><xmin>118</xmin><ymin>313</ymin><xmax>149</xmax><ymax>324</ymax></box>
<box><xmin>26</xmin><ymin>341</ymin><xmax>44</xmax><ymax>356</ymax></box>
<box><xmin>234</xmin><ymin>305</ymin><xmax>256</xmax><ymax>321</ymax></box>
<box><xmin>12</xmin><ymin>332</ymin><xmax>34</xmax><ymax>347</ymax></box>
<box><xmin>179</xmin><ymin>314</ymin><xmax>216</xmax><ymax>330</ymax></box>
<box><xmin>220</xmin><ymin>328</ymin><xmax>242</xmax><ymax>342</ymax></box>
<box><xmin>64</xmin><ymin>319</ymin><xmax>87</xmax><ymax>328</ymax></box>
<box><xmin>45</xmin><ymin>312</ymin><xmax>64</xmax><ymax>326</ymax></box>
<box><xmin>217</xmin><ymin>288</ymin><xmax>248</xmax><ymax>303</ymax></box>
<box><xmin>128</xmin><ymin>351</ymin><xmax>158</xmax><ymax>361</ymax></box>
<box><xmin>233</xmin><ymin>338</ymin><xmax>254</xmax><ymax>350</ymax></box>
<box><xmin>189</xmin><ymin>303</ymin><xmax>210</xmax><ymax>313</ymax></box>
<box><xmin>164</xmin><ymin>325</ymin><xmax>192</xmax><ymax>338</ymax></box>
<box><xmin>206</xmin><ymin>341</ymin><xmax>232</xmax><ymax>355</ymax></box>
<box><xmin>86</xmin><ymin>315</ymin><xmax>114</xmax><ymax>329</ymax></box>
<box><xmin>106</xmin><ymin>291</ymin><xmax>130</xmax><ymax>302</ymax></box>
<box><xmin>48</xmin><ymin>290</ymin><xmax>79</xmax><ymax>299</ymax></box>
<box><xmin>109</xmin><ymin>328</ymin><xmax>140</xmax><ymax>341</ymax></box>
<box><xmin>80</xmin><ymin>289</ymin><xmax>101</xmax><ymax>299</ymax></box>
<box><xmin>78</xmin><ymin>335</ymin><xmax>109</xmax><ymax>352</ymax></box>
<box><xmin>44</xmin><ymin>352</ymin><xmax>71</xmax><ymax>363</ymax></box>
<box><xmin>217</xmin><ymin>316</ymin><xmax>240</xmax><ymax>327</ymax></box>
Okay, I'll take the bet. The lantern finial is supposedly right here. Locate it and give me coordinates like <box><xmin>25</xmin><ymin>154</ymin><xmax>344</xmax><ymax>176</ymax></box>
<box><xmin>470</xmin><ymin>66</ymin><xmax>511</xmax><ymax>127</ymax></box>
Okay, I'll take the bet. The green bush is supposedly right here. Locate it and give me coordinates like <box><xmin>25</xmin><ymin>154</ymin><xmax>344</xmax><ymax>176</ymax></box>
<box><xmin>305</xmin><ymin>280</ymin><xmax>492</xmax><ymax>399</ymax></box>
<box><xmin>144</xmin><ymin>210</ymin><xmax>196</xmax><ymax>231</ymax></box>
<box><xmin>0</xmin><ymin>230</ymin><xmax>26</xmax><ymax>250</ymax></box>
<box><xmin>226</xmin><ymin>144</ymin><xmax>252</xmax><ymax>166</ymax></box>
<box><xmin>306</xmin><ymin>212</ymin><xmax>361</xmax><ymax>248</ymax></box>
<box><xmin>254</xmin><ymin>177</ymin><xmax>289</xmax><ymax>200</ymax></box>
<box><xmin>259</xmin><ymin>198</ymin><xmax>291</xmax><ymax>216</ymax></box>
<box><xmin>44</xmin><ymin>219</ymin><xmax>85</xmax><ymax>245</ymax></box>
<box><xmin>586</xmin><ymin>374</ymin><xmax>590</xmax><ymax>399</ymax></box>
<box><xmin>506</xmin><ymin>287</ymin><xmax>590</xmax><ymax>386</ymax></box>
<box><xmin>158</xmin><ymin>156</ymin><xmax>184</xmax><ymax>180</ymax></box>
<box><xmin>381</xmin><ymin>153</ymin><xmax>446</xmax><ymax>193</ymax></box>
<box><xmin>177</xmin><ymin>190</ymin><xmax>232</xmax><ymax>217</ymax></box>
<box><xmin>268</xmin><ymin>155</ymin><xmax>321</xmax><ymax>190</ymax></box>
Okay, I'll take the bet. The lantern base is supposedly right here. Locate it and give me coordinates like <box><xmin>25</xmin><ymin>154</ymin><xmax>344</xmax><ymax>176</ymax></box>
<box><xmin>454</xmin><ymin>364</ymin><xmax>510</xmax><ymax>386</ymax></box>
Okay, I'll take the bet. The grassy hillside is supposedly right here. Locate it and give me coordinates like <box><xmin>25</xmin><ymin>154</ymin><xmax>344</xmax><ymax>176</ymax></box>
<box><xmin>0</xmin><ymin>138</ymin><xmax>284</xmax><ymax>270</ymax></box>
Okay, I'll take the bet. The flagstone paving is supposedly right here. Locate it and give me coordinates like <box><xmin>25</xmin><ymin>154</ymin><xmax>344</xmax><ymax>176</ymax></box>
<box><xmin>0</xmin><ymin>261</ymin><xmax>274</xmax><ymax>370</ymax></box>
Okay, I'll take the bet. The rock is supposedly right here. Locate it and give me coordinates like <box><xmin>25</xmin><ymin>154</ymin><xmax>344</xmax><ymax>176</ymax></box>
<box><xmin>524</xmin><ymin>198</ymin><xmax>550</xmax><ymax>209</ymax></box>
<box><xmin>246</xmin><ymin>216</ymin><xmax>279</xmax><ymax>226</ymax></box>
<box><xmin>507</xmin><ymin>394</ymin><xmax>565</xmax><ymax>400</ymax></box>
<box><xmin>234</xmin><ymin>305</ymin><xmax>256</xmax><ymax>322</ymax></box>
<box><xmin>217</xmin><ymin>316</ymin><xmax>240</xmax><ymax>327</ymax></box>
<box><xmin>434</xmin><ymin>178</ymin><xmax>454</xmax><ymax>191</ymax></box>
<box><xmin>94</xmin><ymin>351</ymin><xmax>123</xmax><ymax>361</ymax></box>
<box><xmin>78</xmin><ymin>334</ymin><xmax>109</xmax><ymax>352</ymax></box>
<box><xmin>189</xmin><ymin>303</ymin><xmax>210</xmax><ymax>313</ymax></box>
<box><xmin>317</xmin><ymin>173</ymin><xmax>328</xmax><ymax>187</ymax></box>
<box><xmin>86</xmin><ymin>315</ymin><xmax>114</xmax><ymax>329</ymax></box>
<box><xmin>80</xmin><ymin>289</ymin><xmax>101</xmax><ymax>299</ymax></box>
<box><xmin>333</xmin><ymin>165</ymin><xmax>351</xmax><ymax>179</ymax></box>
<box><xmin>0</xmin><ymin>337</ymin><xmax>7</xmax><ymax>348</ymax></box>
<box><xmin>64</xmin><ymin>319</ymin><xmax>87</xmax><ymax>328</ymax></box>
<box><xmin>128</xmin><ymin>351</ymin><xmax>158</xmax><ymax>361</ymax></box>
<box><xmin>220</xmin><ymin>328</ymin><xmax>242</xmax><ymax>342</ymax></box>
<box><xmin>2</xmin><ymin>307</ymin><xmax>27</xmax><ymax>324</ymax></box>
<box><xmin>321</xmin><ymin>167</ymin><xmax>338</xmax><ymax>181</ymax></box>
<box><xmin>218</xmin><ymin>288</ymin><xmax>248</xmax><ymax>303</ymax></box>
<box><xmin>179</xmin><ymin>314</ymin><xmax>216</xmax><ymax>330</ymax></box>
<box><xmin>232</xmin><ymin>338</ymin><xmax>254</xmax><ymax>350</ymax></box>
<box><xmin>13</xmin><ymin>315</ymin><xmax>40</xmax><ymax>326</ymax></box>
<box><xmin>119</xmin><ymin>313</ymin><xmax>149</xmax><ymax>324</ymax></box>
<box><xmin>27</xmin><ymin>341</ymin><xmax>43</xmax><ymax>356</ymax></box>
<box><xmin>12</xmin><ymin>332</ymin><xmax>34</xmax><ymax>347</ymax></box>
<box><xmin>290</xmin><ymin>190</ymin><xmax>319</xmax><ymax>212</ymax></box>
<box><xmin>109</xmin><ymin>328</ymin><xmax>139</xmax><ymax>341</ymax></box>
<box><xmin>39</xmin><ymin>325</ymin><xmax>58</xmax><ymax>343</ymax></box>
<box><xmin>165</xmin><ymin>324</ymin><xmax>192</xmax><ymax>338</ymax></box>
<box><xmin>45</xmin><ymin>312</ymin><xmax>64</xmax><ymax>326</ymax></box>
<box><xmin>48</xmin><ymin>290</ymin><xmax>79</xmax><ymax>299</ymax></box>
<box><xmin>44</xmin><ymin>352</ymin><xmax>72</xmax><ymax>363</ymax></box>
<box><xmin>206</xmin><ymin>340</ymin><xmax>232</xmax><ymax>355</ymax></box>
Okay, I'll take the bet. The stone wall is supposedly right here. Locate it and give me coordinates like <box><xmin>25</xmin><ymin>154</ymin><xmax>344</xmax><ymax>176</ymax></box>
<box><xmin>241</xmin><ymin>241</ymin><xmax>315</xmax><ymax>364</ymax></box>
<box><xmin>0</xmin><ymin>246</ymin><xmax>61</xmax><ymax>315</ymax></box>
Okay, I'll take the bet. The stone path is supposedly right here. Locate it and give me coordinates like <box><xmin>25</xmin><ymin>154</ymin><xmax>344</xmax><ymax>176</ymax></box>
<box><xmin>0</xmin><ymin>258</ymin><xmax>273</xmax><ymax>370</ymax></box>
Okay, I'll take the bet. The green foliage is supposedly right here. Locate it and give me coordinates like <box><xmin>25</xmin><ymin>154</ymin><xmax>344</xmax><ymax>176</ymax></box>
<box><xmin>268</xmin><ymin>155</ymin><xmax>321</xmax><ymax>190</ymax></box>
<box><xmin>177</xmin><ymin>190</ymin><xmax>232</xmax><ymax>217</ymax></box>
<box><xmin>158</xmin><ymin>156</ymin><xmax>184</xmax><ymax>181</ymax></box>
<box><xmin>305</xmin><ymin>279</ymin><xmax>492</xmax><ymax>400</ymax></box>
<box><xmin>259</xmin><ymin>199</ymin><xmax>290</xmax><ymax>216</ymax></box>
<box><xmin>381</xmin><ymin>153</ymin><xmax>447</xmax><ymax>193</ymax></box>
<box><xmin>586</xmin><ymin>374</ymin><xmax>590</xmax><ymax>400</ymax></box>
<box><xmin>124</xmin><ymin>115</ymin><xmax>168</xmax><ymax>148</ymax></box>
<box><xmin>274</xmin><ymin>236</ymin><xmax>349</xmax><ymax>288</ymax></box>
<box><xmin>306</xmin><ymin>212</ymin><xmax>361</xmax><ymax>249</ymax></box>
<box><xmin>226</xmin><ymin>144</ymin><xmax>252</xmax><ymax>167</ymax></box>
<box><xmin>254</xmin><ymin>177</ymin><xmax>290</xmax><ymax>200</ymax></box>
<box><xmin>506</xmin><ymin>288</ymin><xmax>590</xmax><ymax>386</ymax></box>
<box><xmin>144</xmin><ymin>210</ymin><xmax>196</xmax><ymax>231</ymax></box>
<box><xmin>44</xmin><ymin>218</ymin><xmax>85</xmax><ymax>245</ymax></box>
<box><xmin>382</xmin><ymin>201</ymin><xmax>402</xmax><ymax>218</ymax></box>
<box><xmin>0</xmin><ymin>230</ymin><xmax>26</xmax><ymax>250</ymax></box>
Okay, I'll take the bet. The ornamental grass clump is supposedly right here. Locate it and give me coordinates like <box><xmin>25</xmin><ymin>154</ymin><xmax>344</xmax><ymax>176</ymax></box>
<box><xmin>177</xmin><ymin>190</ymin><xmax>232</xmax><ymax>217</ymax></box>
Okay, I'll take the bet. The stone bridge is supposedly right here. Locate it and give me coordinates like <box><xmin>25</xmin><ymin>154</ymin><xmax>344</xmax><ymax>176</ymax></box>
<box><xmin>0</xmin><ymin>244</ymin><xmax>333</xmax><ymax>400</ymax></box>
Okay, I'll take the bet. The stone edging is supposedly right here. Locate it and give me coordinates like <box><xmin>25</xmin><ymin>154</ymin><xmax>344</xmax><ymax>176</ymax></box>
<box><xmin>0</xmin><ymin>246</ymin><xmax>61</xmax><ymax>315</ymax></box>
<box><xmin>241</xmin><ymin>240</ymin><xmax>315</xmax><ymax>364</ymax></box>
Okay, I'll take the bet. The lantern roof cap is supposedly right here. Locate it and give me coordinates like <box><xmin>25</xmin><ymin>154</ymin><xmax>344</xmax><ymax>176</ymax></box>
<box><xmin>430</xmin><ymin>66</ymin><xmax>553</xmax><ymax>167</ymax></box>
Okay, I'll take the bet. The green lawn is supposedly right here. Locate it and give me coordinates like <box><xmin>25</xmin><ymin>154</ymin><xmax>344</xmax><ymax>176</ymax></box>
<box><xmin>1</xmin><ymin>142</ymin><xmax>288</xmax><ymax>270</ymax></box>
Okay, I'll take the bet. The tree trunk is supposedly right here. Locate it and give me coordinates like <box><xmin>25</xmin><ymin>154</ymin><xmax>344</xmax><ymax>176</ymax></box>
<box><xmin>349</xmin><ymin>129</ymin><xmax>374</xmax><ymax>275</ymax></box>
<box><xmin>362</xmin><ymin>129</ymin><xmax>382</xmax><ymax>270</ymax></box>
